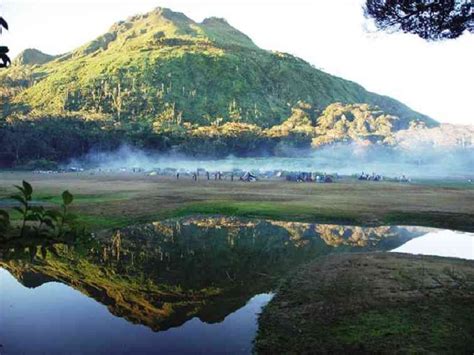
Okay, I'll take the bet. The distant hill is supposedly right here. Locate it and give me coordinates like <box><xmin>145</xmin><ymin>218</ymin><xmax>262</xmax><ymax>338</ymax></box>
<box><xmin>1</xmin><ymin>7</ymin><xmax>436</xmax><ymax>129</ymax></box>
<box><xmin>395</xmin><ymin>124</ymin><xmax>474</xmax><ymax>149</ymax></box>
<box><xmin>12</xmin><ymin>48</ymin><xmax>58</xmax><ymax>66</ymax></box>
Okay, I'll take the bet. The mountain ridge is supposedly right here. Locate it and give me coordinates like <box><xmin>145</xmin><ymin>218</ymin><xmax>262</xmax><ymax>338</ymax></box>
<box><xmin>2</xmin><ymin>7</ymin><xmax>436</xmax><ymax>128</ymax></box>
<box><xmin>0</xmin><ymin>7</ymin><xmax>453</xmax><ymax>166</ymax></box>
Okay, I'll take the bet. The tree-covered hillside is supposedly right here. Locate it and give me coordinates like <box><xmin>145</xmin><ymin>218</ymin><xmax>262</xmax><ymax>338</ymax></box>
<box><xmin>0</xmin><ymin>7</ymin><xmax>443</xmax><ymax>166</ymax></box>
<box><xmin>1</xmin><ymin>7</ymin><xmax>435</xmax><ymax>128</ymax></box>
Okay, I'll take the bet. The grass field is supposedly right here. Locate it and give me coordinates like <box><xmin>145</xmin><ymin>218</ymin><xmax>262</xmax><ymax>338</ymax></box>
<box><xmin>255</xmin><ymin>253</ymin><xmax>474</xmax><ymax>353</ymax></box>
<box><xmin>0</xmin><ymin>171</ymin><xmax>473</xmax><ymax>232</ymax></box>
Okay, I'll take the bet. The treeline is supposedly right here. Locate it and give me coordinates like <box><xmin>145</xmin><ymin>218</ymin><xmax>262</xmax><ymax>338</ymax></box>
<box><xmin>0</xmin><ymin>102</ymin><xmax>407</xmax><ymax>168</ymax></box>
<box><xmin>0</xmin><ymin>116</ymin><xmax>173</xmax><ymax>168</ymax></box>
<box><xmin>0</xmin><ymin>117</ymin><xmax>303</xmax><ymax>167</ymax></box>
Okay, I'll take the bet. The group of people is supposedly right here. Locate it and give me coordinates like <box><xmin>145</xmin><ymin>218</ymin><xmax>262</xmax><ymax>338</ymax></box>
<box><xmin>176</xmin><ymin>171</ymin><xmax>250</xmax><ymax>182</ymax></box>
<box><xmin>286</xmin><ymin>172</ymin><xmax>335</xmax><ymax>183</ymax></box>
<box><xmin>398</xmin><ymin>175</ymin><xmax>411</xmax><ymax>182</ymax></box>
<box><xmin>173</xmin><ymin>170</ymin><xmax>414</xmax><ymax>183</ymax></box>
<box><xmin>175</xmin><ymin>170</ymin><xmax>340</xmax><ymax>183</ymax></box>
<box><xmin>358</xmin><ymin>172</ymin><xmax>412</xmax><ymax>183</ymax></box>
<box><xmin>358</xmin><ymin>172</ymin><xmax>383</xmax><ymax>181</ymax></box>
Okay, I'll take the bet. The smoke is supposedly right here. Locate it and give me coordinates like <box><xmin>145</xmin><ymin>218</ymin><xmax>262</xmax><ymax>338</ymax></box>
<box><xmin>67</xmin><ymin>143</ymin><xmax>474</xmax><ymax>179</ymax></box>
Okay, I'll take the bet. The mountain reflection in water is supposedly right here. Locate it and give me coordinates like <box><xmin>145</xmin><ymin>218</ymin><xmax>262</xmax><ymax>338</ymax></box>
<box><xmin>0</xmin><ymin>217</ymin><xmax>430</xmax><ymax>331</ymax></box>
<box><xmin>0</xmin><ymin>217</ymin><xmax>427</xmax><ymax>335</ymax></box>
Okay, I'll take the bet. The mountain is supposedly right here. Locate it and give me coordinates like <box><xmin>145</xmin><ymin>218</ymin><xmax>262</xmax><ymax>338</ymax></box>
<box><xmin>1</xmin><ymin>7</ymin><xmax>436</xmax><ymax>128</ymax></box>
<box><xmin>395</xmin><ymin>123</ymin><xmax>474</xmax><ymax>149</ymax></box>
<box><xmin>12</xmin><ymin>48</ymin><xmax>58</xmax><ymax>66</ymax></box>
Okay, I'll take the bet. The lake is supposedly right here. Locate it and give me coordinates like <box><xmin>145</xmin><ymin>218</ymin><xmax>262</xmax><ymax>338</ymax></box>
<box><xmin>1</xmin><ymin>216</ymin><xmax>472</xmax><ymax>354</ymax></box>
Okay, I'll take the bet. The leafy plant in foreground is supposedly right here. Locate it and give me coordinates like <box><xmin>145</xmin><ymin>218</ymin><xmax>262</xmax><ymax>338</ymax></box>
<box><xmin>30</xmin><ymin>205</ymin><xmax>55</xmax><ymax>237</ymax></box>
<box><xmin>0</xmin><ymin>181</ymin><xmax>86</xmax><ymax>241</ymax></box>
<box><xmin>56</xmin><ymin>190</ymin><xmax>76</xmax><ymax>237</ymax></box>
<box><xmin>11</xmin><ymin>180</ymin><xmax>33</xmax><ymax>237</ymax></box>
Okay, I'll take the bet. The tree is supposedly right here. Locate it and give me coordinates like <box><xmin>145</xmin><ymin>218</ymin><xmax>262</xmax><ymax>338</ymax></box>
<box><xmin>0</xmin><ymin>16</ymin><xmax>10</xmax><ymax>67</ymax></box>
<box><xmin>364</xmin><ymin>0</ymin><xmax>473</xmax><ymax>41</ymax></box>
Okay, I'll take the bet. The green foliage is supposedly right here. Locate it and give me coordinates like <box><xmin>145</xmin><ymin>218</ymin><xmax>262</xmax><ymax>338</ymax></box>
<box><xmin>0</xmin><ymin>181</ymin><xmax>85</xmax><ymax>240</ymax></box>
<box><xmin>0</xmin><ymin>116</ymin><xmax>125</xmax><ymax>167</ymax></box>
<box><xmin>23</xmin><ymin>159</ymin><xmax>58</xmax><ymax>171</ymax></box>
<box><xmin>1</xmin><ymin>8</ymin><xmax>436</xmax><ymax>129</ymax></box>
<box><xmin>12</xmin><ymin>180</ymin><xmax>33</xmax><ymax>237</ymax></box>
<box><xmin>62</xmin><ymin>190</ymin><xmax>74</xmax><ymax>206</ymax></box>
<box><xmin>312</xmin><ymin>103</ymin><xmax>400</xmax><ymax>147</ymax></box>
<box><xmin>56</xmin><ymin>190</ymin><xmax>77</xmax><ymax>237</ymax></box>
<box><xmin>0</xmin><ymin>101</ymin><xmax>436</xmax><ymax>165</ymax></box>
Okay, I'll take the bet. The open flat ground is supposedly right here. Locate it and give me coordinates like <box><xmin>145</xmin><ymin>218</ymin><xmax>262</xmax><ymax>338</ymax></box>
<box><xmin>0</xmin><ymin>171</ymin><xmax>473</xmax><ymax>231</ymax></box>
<box><xmin>255</xmin><ymin>253</ymin><xmax>474</xmax><ymax>353</ymax></box>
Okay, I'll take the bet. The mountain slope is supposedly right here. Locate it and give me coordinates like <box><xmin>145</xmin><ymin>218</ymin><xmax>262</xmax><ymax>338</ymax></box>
<box><xmin>13</xmin><ymin>48</ymin><xmax>58</xmax><ymax>66</ymax></box>
<box><xmin>2</xmin><ymin>7</ymin><xmax>436</xmax><ymax>128</ymax></box>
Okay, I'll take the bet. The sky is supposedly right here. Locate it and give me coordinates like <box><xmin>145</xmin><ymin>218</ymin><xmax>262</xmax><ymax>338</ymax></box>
<box><xmin>1</xmin><ymin>0</ymin><xmax>473</xmax><ymax>125</ymax></box>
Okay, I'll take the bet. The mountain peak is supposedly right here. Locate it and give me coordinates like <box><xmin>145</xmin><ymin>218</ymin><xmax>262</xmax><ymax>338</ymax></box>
<box><xmin>109</xmin><ymin>7</ymin><xmax>195</xmax><ymax>33</ymax></box>
<box><xmin>153</xmin><ymin>7</ymin><xmax>194</xmax><ymax>23</ymax></box>
<box><xmin>13</xmin><ymin>48</ymin><xmax>57</xmax><ymax>66</ymax></box>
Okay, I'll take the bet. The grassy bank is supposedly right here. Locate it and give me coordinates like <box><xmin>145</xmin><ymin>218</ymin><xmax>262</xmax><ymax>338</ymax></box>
<box><xmin>0</xmin><ymin>172</ymin><xmax>473</xmax><ymax>231</ymax></box>
<box><xmin>255</xmin><ymin>253</ymin><xmax>474</xmax><ymax>354</ymax></box>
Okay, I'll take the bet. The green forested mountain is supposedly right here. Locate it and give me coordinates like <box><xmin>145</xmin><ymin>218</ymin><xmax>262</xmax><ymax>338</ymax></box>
<box><xmin>0</xmin><ymin>7</ymin><xmax>440</xmax><ymax>165</ymax></box>
<box><xmin>2</xmin><ymin>7</ymin><xmax>435</xmax><ymax>127</ymax></box>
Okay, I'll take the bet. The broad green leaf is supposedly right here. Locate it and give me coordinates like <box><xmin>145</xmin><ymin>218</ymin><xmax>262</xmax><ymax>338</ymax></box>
<box><xmin>62</xmin><ymin>190</ymin><xmax>74</xmax><ymax>206</ymax></box>
<box><xmin>13</xmin><ymin>185</ymin><xmax>25</xmax><ymax>194</ymax></box>
<box><xmin>22</xmin><ymin>181</ymin><xmax>33</xmax><ymax>197</ymax></box>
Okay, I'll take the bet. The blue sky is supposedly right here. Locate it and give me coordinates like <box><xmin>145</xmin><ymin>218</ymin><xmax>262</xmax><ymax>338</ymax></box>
<box><xmin>1</xmin><ymin>0</ymin><xmax>473</xmax><ymax>125</ymax></box>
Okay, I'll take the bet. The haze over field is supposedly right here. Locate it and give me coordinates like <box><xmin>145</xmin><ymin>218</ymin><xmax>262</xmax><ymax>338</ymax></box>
<box><xmin>70</xmin><ymin>142</ymin><xmax>474</xmax><ymax>179</ymax></box>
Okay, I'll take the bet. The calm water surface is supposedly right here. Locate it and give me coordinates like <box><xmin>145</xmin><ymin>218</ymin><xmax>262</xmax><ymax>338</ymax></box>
<box><xmin>1</xmin><ymin>216</ymin><xmax>472</xmax><ymax>354</ymax></box>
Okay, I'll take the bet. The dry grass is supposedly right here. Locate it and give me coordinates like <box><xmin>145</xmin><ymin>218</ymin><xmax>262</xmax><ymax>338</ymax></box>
<box><xmin>0</xmin><ymin>172</ymin><xmax>473</xmax><ymax>231</ymax></box>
